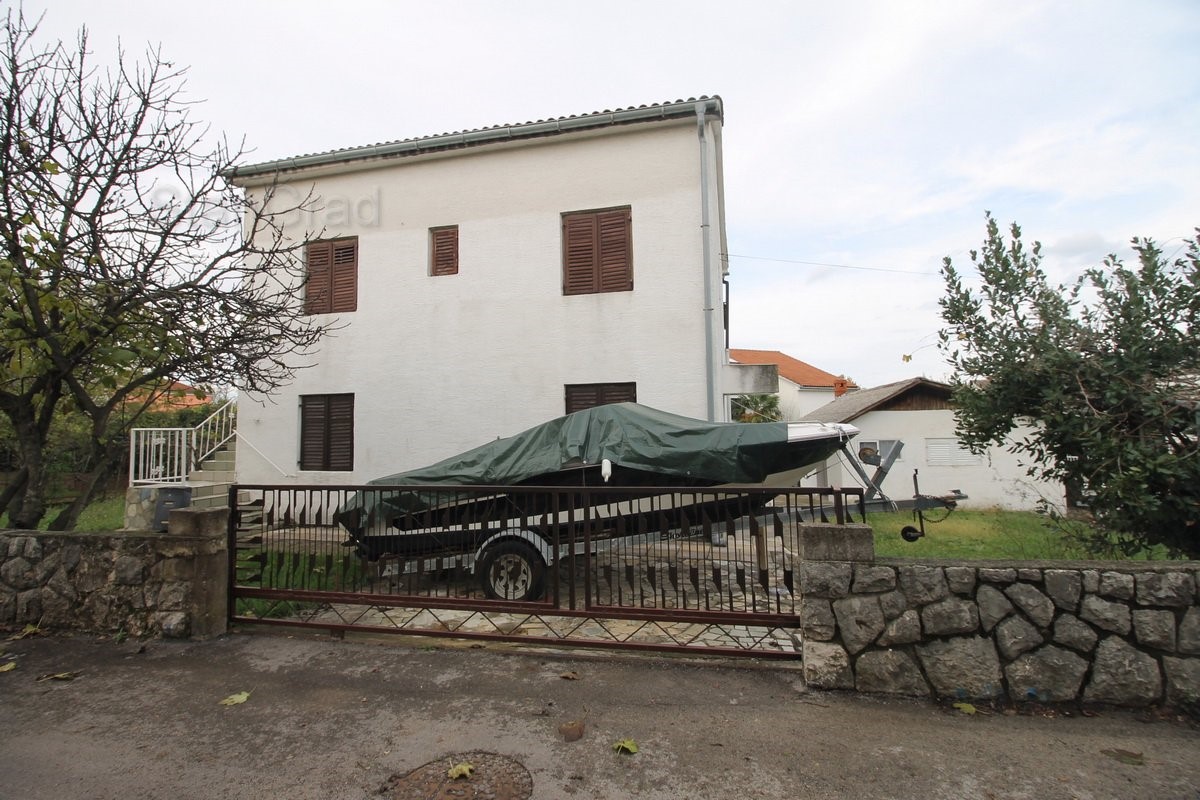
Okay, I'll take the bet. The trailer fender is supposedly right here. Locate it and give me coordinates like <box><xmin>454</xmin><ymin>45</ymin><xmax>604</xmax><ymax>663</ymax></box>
<box><xmin>472</xmin><ymin>529</ymin><xmax>554</xmax><ymax>573</ymax></box>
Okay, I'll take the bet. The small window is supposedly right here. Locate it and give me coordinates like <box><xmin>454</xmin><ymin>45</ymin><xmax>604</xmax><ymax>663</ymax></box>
<box><xmin>562</xmin><ymin>207</ymin><xmax>632</xmax><ymax>295</ymax></box>
<box><xmin>925</xmin><ymin>437</ymin><xmax>982</xmax><ymax>467</ymax></box>
<box><xmin>565</xmin><ymin>382</ymin><xmax>637</xmax><ymax>414</ymax></box>
<box><xmin>430</xmin><ymin>226</ymin><xmax>459</xmax><ymax>276</ymax></box>
<box><xmin>299</xmin><ymin>394</ymin><xmax>354</xmax><ymax>471</ymax></box>
<box><xmin>858</xmin><ymin>440</ymin><xmax>900</xmax><ymax>465</ymax></box>
<box><xmin>304</xmin><ymin>237</ymin><xmax>358</xmax><ymax>314</ymax></box>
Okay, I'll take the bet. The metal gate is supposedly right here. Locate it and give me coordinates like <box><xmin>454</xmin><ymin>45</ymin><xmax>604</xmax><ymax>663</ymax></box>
<box><xmin>228</xmin><ymin>483</ymin><xmax>865</xmax><ymax>657</ymax></box>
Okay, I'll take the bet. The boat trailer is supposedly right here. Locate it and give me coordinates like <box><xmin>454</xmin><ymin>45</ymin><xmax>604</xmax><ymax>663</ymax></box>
<box><xmin>900</xmin><ymin>468</ymin><xmax>967</xmax><ymax>542</ymax></box>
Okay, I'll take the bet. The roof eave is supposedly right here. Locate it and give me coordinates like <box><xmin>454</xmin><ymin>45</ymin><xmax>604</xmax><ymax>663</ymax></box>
<box><xmin>226</xmin><ymin>96</ymin><xmax>723</xmax><ymax>184</ymax></box>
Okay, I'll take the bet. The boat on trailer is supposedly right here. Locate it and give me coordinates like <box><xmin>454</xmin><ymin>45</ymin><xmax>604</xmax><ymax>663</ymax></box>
<box><xmin>334</xmin><ymin>402</ymin><xmax>858</xmax><ymax>600</ymax></box>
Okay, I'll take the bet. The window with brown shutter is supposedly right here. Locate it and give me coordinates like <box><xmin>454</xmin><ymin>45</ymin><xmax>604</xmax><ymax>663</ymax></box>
<box><xmin>304</xmin><ymin>237</ymin><xmax>358</xmax><ymax>314</ymax></box>
<box><xmin>562</xmin><ymin>207</ymin><xmax>632</xmax><ymax>295</ymax></box>
<box><xmin>430</xmin><ymin>226</ymin><xmax>459</xmax><ymax>276</ymax></box>
<box><xmin>565</xmin><ymin>382</ymin><xmax>637</xmax><ymax>414</ymax></box>
<box><xmin>299</xmin><ymin>393</ymin><xmax>354</xmax><ymax>471</ymax></box>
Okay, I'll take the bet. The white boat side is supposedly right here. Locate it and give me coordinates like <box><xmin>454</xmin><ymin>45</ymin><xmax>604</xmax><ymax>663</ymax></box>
<box><xmin>786</xmin><ymin>422</ymin><xmax>859</xmax><ymax>443</ymax></box>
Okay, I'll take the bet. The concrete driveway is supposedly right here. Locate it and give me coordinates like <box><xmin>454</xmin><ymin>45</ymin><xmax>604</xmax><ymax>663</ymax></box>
<box><xmin>1</xmin><ymin>629</ymin><xmax>1197</xmax><ymax>799</ymax></box>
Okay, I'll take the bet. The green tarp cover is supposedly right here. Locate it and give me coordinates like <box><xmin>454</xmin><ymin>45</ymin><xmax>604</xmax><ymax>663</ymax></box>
<box><xmin>366</xmin><ymin>402</ymin><xmax>833</xmax><ymax>487</ymax></box>
<box><xmin>335</xmin><ymin>403</ymin><xmax>856</xmax><ymax>529</ymax></box>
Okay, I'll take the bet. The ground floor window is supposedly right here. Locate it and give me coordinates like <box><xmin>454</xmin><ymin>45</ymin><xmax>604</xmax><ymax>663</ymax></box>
<box><xmin>299</xmin><ymin>393</ymin><xmax>354</xmax><ymax>471</ymax></box>
<box><xmin>564</xmin><ymin>382</ymin><xmax>636</xmax><ymax>414</ymax></box>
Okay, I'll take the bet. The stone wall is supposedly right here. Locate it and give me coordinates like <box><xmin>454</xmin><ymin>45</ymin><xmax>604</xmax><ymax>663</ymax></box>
<box><xmin>800</xmin><ymin>559</ymin><xmax>1200</xmax><ymax>709</ymax></box>
<box><xmin>0</xmin><ymin>508</ymin><xmax>228</xmax><ymax>639</ymax></box>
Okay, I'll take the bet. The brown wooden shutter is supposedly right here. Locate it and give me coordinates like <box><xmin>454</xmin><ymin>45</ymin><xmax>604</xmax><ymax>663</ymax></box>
<box><xmin>565</xmin><ymin>384</ymin><xmax>600</xmax><ymax>414</ymax></box>
<box><xmin>299</xmin><ymin>395</ymin><xmax>329</xmax><ymax>470</ymax></box>
<box><xmin>596</xmin><ymin>209</ymin><xmax>632</xmax><ymax>292</ymax></box>
<box><xmin>430</xmin><ymin>226</ymin><xmax>459</xmax><ymax>276</ymax></box>
<box><xmin>563</xmin><ymin>208</ymin><xmax>631</xmax><ymax>295</ymax></box>
<box><xmin>304</xmin><ymin>241</ymin><xmax>333</xmax><ymax>314</ymax></box>
<box><xmin>330</xmin><ymin>239</ymin><xmax>358</xmax><ymax>312</ymax></box>
<box><xmin>563</xmin><ymin>214</ymin><xmax>599</xmax><ymax>295</ymax></box>
<box><xmin>602</xmin><ymin>382</ymin><xmax>637</xmax><ymax>405</ymax></box>
<box><xmin>299</xmin><ymin>393</ymin><xmax>354</xmax><ymax>470</ymax></box>
<box><xmin>326</xmin><ymin>394</ymin><xmax>354</xmax><ymax>470</ymax></box>
<box><xmin>565</xmin><ymin>382</ymin><xmax>636</xmax><ymax>414</ymax></box>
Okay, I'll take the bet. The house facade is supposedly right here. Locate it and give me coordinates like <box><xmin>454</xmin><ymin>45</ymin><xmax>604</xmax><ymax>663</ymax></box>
<box><xmin>804</xmin><ymin>378</ymin><xmax>1064</xmax><ymax>510</ymax></box>
<box><xmin>728</xmin><ymin>349</ymin><xmax>855</xmax><ymax>420</ymax></box>
<box><xmin>228</xmin><ymin>97</ymin><xmax>773</xmax><ymax>485</ymax></box>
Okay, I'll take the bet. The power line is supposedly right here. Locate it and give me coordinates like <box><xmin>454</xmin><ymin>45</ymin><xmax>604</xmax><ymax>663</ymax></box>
<box><xmin>724</xmin><ymin>252</ymin><xmax>940</xmax><ymax>276</ymax></box>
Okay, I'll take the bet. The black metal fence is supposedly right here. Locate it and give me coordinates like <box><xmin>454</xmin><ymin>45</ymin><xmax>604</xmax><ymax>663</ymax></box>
<box><xmin>229</xmin><ymin>483</ymin><xmax>865</xmax><ymax>655</ymax></box>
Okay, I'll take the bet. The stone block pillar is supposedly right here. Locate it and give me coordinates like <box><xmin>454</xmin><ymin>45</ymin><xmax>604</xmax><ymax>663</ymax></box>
<box><xmin>168</xmin><ymin>508</ymin><xmax>229</xmax><ymax>638</ymax></box>
<box><xmin>796</xmin><ymin>522</ymin><xmax>874</xmax><ymax>690</ymax></box>
<box><xmin>793</xmin><ymin>523</ymin><xmax>874</xmax><ymax>562</ymax></box>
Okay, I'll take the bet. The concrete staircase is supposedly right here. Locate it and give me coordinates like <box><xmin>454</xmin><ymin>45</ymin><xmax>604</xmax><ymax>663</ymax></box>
<box><xmin>187</xmin><ymin>438</ymin><xmax>237</xmax><ymax>510</ymax></box>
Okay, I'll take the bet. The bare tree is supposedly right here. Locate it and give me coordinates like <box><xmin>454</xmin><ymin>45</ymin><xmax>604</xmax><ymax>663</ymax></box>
<box><xmin>0</xmin><ymin>8</ymin><xmax>331</xmax><ymax>529</ymax></box>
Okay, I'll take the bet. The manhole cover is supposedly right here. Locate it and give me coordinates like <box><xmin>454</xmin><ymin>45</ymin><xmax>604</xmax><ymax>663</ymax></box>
<box><xmin>379</xmin><ymin>751</ymin><xmax>533</xmax><ymax>799</ymax></box>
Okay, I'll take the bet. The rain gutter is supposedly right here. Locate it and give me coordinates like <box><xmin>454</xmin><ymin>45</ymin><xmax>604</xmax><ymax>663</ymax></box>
<box><xmin>227</xmin><ymin>97</ymin><xmax>723</xmax><ymax>181</ymax></box>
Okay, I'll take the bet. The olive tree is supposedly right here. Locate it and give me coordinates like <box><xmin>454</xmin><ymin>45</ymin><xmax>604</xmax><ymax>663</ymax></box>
<box><xmin>939</xmin><ymin>214</ymin><xmax>1199</xmax><ymax>557</ymax></box>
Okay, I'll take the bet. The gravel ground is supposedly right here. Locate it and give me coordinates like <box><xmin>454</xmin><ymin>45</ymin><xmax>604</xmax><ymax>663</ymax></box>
<box><xmin>1</xmin><ymin>630</ymin><xmax>1197</xmax><ymax>800</ymax></box>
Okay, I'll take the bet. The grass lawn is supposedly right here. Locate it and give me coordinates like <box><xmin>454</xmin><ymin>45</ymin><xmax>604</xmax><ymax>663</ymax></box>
<box><xmin>866</xmin><ymin>508</ymin><xmax>1177</xmax><ymax>561</ymax></box>
<box><xmin>1</xmin><ymin>493</ymin><xmax>125</xmax><ymax>532</ymax></box>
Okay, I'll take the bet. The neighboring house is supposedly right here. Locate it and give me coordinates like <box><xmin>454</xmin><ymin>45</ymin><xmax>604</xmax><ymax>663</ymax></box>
<box><xmin>728</xmin><ymin>349</ymin><xmax>856</xmax><ymax>419</ymax></box>
<box><xmin>803</xmin><ymin>378</ymin><xmax>1063</xmax><ymax>510</ymax></box>
<box><xmin>227</xmin><ymin>96</ymin><xmax>774</xmax><ymax>485</ymax></box>
<box><xmin>144</xmin><ymin>381</ymin><xmax>212</xmax><ymax>411</ymax></box>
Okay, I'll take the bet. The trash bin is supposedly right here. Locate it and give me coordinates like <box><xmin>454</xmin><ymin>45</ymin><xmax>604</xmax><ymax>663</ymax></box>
<box><xmin>153</xmin><ymin>486</ymin><xmax>192</xmax><ymax>532</ymax></box>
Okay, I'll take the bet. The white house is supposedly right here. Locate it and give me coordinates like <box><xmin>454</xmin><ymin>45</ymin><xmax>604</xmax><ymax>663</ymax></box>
<box><xmin>728</xmin><ymin>349</ymin><xmax>856</xmax><ymax>420</ymax></box>
<box><xmin>228</xmin><ymin>96</ymin><xmax>774</xmax><ymax>485</ymax></box>
<box><xmin>804</xmin><ymin>378</ymin><xmax>1064</xmax><ymax>510</ymax></box>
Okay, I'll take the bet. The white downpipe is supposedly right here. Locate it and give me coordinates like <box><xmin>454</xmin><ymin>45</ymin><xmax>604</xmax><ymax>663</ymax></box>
<box><xmin>696</xmin><ymin>100</ymin><xmax>719</xmax><ymax>422</ymax></box>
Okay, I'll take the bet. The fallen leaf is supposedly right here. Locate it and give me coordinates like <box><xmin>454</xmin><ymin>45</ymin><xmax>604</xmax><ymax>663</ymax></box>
<box><xmin>560</xmin><ymin>671</ymin><xmax>580</xmax><ymax>680</ymax></box>
<box><xmin>558</xmin><ymin>720</ymin><xmax>585</xmax><ymax>742</ymax></box>
<box><xmin>1101</xmin><ymin>749</ymin><xmax>1144</xmax><ymax>766</ymax></box>
<box><xmin>219</xmin><ymin>691</ymin><xmax>252</xmax><ymax>706</ymax></box>
<box><xmin>7</xmin><ymin>624</ymin><xmax>39</xmax><ymax>641</ymax></box>
<box><xmin>447</xmin><ymin>762</ymin><xmax>474</xmax><ymax>780</ymax></box>
<box><xmin>952</xmin><ymin>702</ymin><xmax>977</xmax><ymax>715</ymax></box>
<box><xmin>612</xmin><ymin>738</ymin><xmax>638</xmax><ymax>755</ymax></box>
<box><xmin>36</xmin><ymin>671</ymin><xmax>80</xmax><ymax>682</ymax></box>
<box><xmin>0</xmin><ymin>662</ymin><xmax>15</xmax><ymax>673</ymax></box>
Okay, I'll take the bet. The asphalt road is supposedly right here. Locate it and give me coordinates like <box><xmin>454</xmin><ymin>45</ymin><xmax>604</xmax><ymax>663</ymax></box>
<box><xmin>1</xmin><ymin>630</ymin><xmax>1197</xmax><ymax>800</ymax></box>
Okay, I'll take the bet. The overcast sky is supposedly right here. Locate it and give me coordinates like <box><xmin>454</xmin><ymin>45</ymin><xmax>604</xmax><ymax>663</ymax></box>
<box><xmin>19</xmin><ymin>0</ymin><xmax>1200</xmax><ymax>387</ymax></box>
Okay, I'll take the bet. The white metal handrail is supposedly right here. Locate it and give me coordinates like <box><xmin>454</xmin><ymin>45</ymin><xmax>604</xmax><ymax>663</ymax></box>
<box><xmin>129</xmin><ymin>428</ymin><xmax>191</xmax><ymax>485</ymax></box>
<box><xmin>192</xmin><ymin>399</ymin><xmax>237</xmax><ymax>466</ymax></box>
<box><xmin>128</xmin><ymin>399</ymin><xmax>237</xmax><ymax>485</ymax></box>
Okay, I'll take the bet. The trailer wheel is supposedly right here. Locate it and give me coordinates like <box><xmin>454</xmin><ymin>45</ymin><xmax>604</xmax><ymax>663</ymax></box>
<box><xmin>480</xmin><ymin>540</ymin><xmax>545</xmax><ymax>601</ymax></box>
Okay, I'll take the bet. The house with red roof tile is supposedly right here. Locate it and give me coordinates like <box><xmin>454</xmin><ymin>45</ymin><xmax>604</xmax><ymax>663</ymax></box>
<box><xmin>728</xmin><ymin>349</ymin><xmax>857</xmax><ymax>419</ymax></box>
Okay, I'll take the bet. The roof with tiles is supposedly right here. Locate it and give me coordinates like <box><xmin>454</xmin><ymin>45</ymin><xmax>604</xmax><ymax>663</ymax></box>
<box><xmin>727</xmin><ymin>349</ymin><xmax>856</xmax><ymax>390</ymax></box>
<box><xmin>229</xmin><ymin>95</ymin><xmax>722</xmax><ymax>179</ymax></box>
